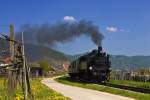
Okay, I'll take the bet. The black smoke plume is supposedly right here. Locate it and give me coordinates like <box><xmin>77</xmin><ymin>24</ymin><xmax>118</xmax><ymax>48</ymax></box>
<box><xmin>16</xmin><ymin>20</ymin><xmax>104</xmax><ymax>46</ymax></box>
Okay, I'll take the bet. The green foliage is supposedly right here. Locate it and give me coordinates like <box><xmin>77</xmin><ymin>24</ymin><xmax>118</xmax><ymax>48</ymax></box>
<box><xmin>56</xmin><ymin>76</ymin><xmax>150</xmax><ymax>100</ymax></box>
<box><xmin>0</xmin><ymin>78</ymin><xmax>70</xmax><ymax>100</ymax></box>
<box><xmin>38</xmin><ymin>60</ymin><xmax>54</xmax><ymax>72</ymax></box>
<box><xmin>31</xmin><ymin>79</ymin><xmax>70</xmax><ymax>100</ymax></box>
<box><xmin>109</xmin><ymin>80</ymin><xmax>150</xmax><ymax>89</ymax></box>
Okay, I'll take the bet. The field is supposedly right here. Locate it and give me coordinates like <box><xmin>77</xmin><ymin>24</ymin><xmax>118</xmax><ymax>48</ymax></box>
<box><xmin>0</xmin><ymin>78</ymin><xmax>70</xmax><ymax>100</ymax></box>
<box><xmin>109</xmin><ymin>80</ymin><xmax>150</xmax><ymax>89</ymax></box>
<box><xmin>55</xmin><ymin>76</ymin><xmax>150</xmax><ymax>100</ymax></box>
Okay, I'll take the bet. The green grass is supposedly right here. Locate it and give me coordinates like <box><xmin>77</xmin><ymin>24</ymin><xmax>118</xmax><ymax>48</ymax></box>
<box><xmin>109</xmin><ymin>80</ymin><xmax>150</xmax><ymax>89</ymax></box>
<box><xmin>55</xmin><ymin>76</ymin><xmax>150</xmax><ymax>100</ymax></box>
<box><xmin>0</xmin><ymin>78</ymin><xmax>70</xmax><ymax>100</ymax></box>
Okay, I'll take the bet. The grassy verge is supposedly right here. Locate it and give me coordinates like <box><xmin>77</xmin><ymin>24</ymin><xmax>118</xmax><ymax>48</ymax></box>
<box><xmin>55</xmin><ymin>76</ymin><xmax>150</xmax><ymax>100</ymax></box>
<box><xmin>0</xmin><ymin>78</ymin><xmax>70</xmax><ymax>100</ymax></box>
<box><xmin>109</xmin><ymin>80</ymin><xmax>150</xmax><ymax>89</ymax></box>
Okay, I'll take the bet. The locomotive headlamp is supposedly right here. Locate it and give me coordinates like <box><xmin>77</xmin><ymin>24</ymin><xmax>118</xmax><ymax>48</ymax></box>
<box><xmin>89</xmin><ymin>66</ymin><xmax>93</xmax><ymax>70</ymax></box>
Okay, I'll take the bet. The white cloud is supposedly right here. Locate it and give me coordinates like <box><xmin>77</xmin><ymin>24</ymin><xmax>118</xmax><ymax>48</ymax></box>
<box><xmin>106</xmin><ymin>26</ymin><xmax>118</xmax><ymax>32</ymax></box>
<box><xmin>63</xmin><ymin>16</ymin><xmax>76</xmax><ymax>22</ymax></box>
<box><xmin>106</xmin><ymin>26</ymin><xmax>129</xmax><ymax>32</ymax></box>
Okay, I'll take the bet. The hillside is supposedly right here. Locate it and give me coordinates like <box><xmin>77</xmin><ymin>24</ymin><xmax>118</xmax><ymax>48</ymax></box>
<box><xmin>1</xmin><ymin>41</ymin><xmax>150</xmax><ymax>70</ymax></box>
<box><xmin>69</xmin><ymin>54</ymin><xmax>150</xmax><ymax>69</ymax></box>
<box><xmin>24</xmin><ymin>43</ymin><xmax>68</xmax><ymax>62</ymax></box>
<box><xmin>12</xmin><ymin>44</ymin><xmax>150</xmax><ymax>69</ymax></box>
<box><xmin>24</xmin><ymin>43</ymin><xmax>69</xmax><ymax>70</ymax></box>
<box><xmin>110</xmin><ymin>55</ymin><xmax>150</xmax><ymax>69</ymax></box>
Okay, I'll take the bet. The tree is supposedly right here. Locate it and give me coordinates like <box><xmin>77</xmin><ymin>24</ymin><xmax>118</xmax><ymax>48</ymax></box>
<box><xmin>38</xmin><ymin>60</ymin><xmax>54</xmax><ymax>72</ymax></box>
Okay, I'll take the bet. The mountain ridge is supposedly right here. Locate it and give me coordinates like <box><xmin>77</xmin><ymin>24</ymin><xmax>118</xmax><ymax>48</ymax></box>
<box><xmin>0</xmin><ymin>41</ymin><xmax>150</xmax><ymax>69</ymax></box>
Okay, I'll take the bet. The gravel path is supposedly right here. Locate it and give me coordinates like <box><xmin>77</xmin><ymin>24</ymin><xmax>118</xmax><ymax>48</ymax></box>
<box><xmin>42</xmin><ymin>78</ymin><xmax>134</xmax><ymax>100</ymax></box>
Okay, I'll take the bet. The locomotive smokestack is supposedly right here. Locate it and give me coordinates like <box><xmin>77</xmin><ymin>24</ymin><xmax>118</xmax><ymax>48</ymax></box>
<box><xmin>98</xmin><ymin>46</ymin><xmax>102</xmax><ymax>51</ymax></box>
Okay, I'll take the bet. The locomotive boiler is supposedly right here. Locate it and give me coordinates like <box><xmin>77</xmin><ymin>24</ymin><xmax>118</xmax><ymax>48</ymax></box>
<box><xmin>68</xmin><ymin>46</ymin><xmax>111</xmax><ymax>82</ymax></box>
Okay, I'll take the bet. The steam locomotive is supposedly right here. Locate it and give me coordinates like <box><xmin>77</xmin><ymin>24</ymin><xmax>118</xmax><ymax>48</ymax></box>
<box><xmin>68</xmin><ymin>46</ymin><xmax>111</xmax><ymax>82</ymax></box>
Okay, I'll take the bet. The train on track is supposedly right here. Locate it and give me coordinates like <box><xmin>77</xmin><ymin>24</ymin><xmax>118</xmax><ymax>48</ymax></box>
<box><xmin>68</xmin><ymin>46</ymin><xmax>111</xmax><ymax>82</ymax></box>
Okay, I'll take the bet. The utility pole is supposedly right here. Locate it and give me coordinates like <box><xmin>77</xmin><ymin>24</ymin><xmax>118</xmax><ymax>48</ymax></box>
<box><xmin>22</xmin><ymin>32</ymin><xmax>28</xmax><ymax>100</ymax></box>
<box><xmin>8</xmin><ymin>24</ymin><xmax>17</xmax><ymax>96</ymax></box>
<box><xmin>9</xmin><ymin>24</ymin><xmax>14</xmax><ymax>59</ymax></box>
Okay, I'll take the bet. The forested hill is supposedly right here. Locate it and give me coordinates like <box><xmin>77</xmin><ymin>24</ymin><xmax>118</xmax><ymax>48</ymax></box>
<box><xmin>1</xmin><ymin>41</ymin><xmax>150</xmax><ymax>70</ymax></box>
<box><xmin>21</xmin><ymin>44</ymin><xmax>150</xmax><ymax>69</ymax></box>
<box><xmin>24</xmin><ymin>43</ymin><xmax>68</xmax><ymax>62</ymax></box>
<box><xmin>110</xmin><ymin>55</ymin><xmax>150</xmax><ymax>69</ymax></box>
<box><xmin>69</xmin><ymin>54</ymin><xmax>150</xmax><ymax>69</ymax></box>
<box><xmin>24</xmin><ymin>43</ymin><xmax>69</xmax><ymax>70</ymax></box>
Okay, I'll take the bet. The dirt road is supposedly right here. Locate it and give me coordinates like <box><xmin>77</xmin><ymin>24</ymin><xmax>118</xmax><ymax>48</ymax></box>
<box><xmin>42</xmin><ymin>78</ymin><xmax>134</xmax><ymax>100</ymax></box>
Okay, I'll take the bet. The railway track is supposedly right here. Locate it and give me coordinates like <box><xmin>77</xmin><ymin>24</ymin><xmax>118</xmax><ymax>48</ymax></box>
<box><xmin>100</xmin><ymin>83</ymin><xmax>150</xmax><ymax>94</ymax></box>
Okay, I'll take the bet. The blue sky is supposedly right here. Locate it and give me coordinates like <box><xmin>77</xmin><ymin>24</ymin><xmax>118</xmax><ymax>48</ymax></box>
<box><xmin>0</xmin><ymin>0</ymin><xmax>150</xmax><ymax>55</ymax></box>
